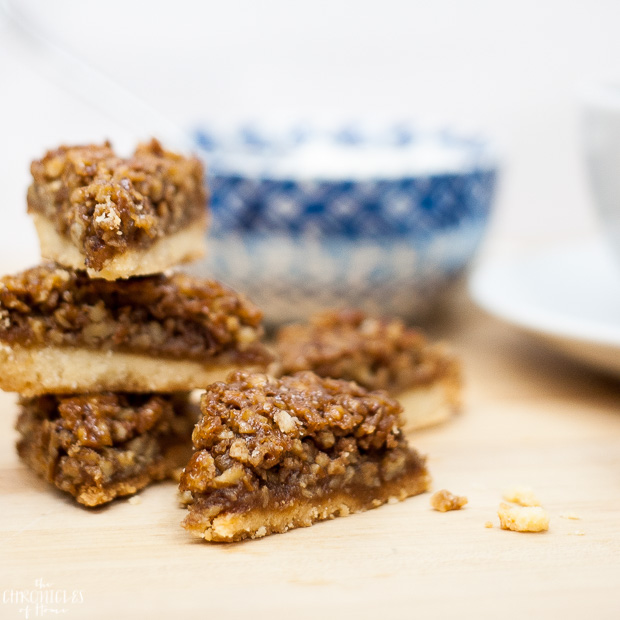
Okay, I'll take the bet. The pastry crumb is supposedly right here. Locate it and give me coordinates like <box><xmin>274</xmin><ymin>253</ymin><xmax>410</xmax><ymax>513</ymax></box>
<box><xmin>498</xmin><ymin>502</ymin><xmax>549</xmax><ymax>532</ymax></box>
<box><xmin>502</xmin><ymin>485</ymin><xmax>540</xmax><ymax>507</ymax></box>
<box><xmin>430</xmin><ymin>489</ymin><xmax>468</xmax><ymax>512</ymax></box>
<box><xmin>128</xmin><ymin>496</ymin><xmax>142</xmax><ymax>506</ymax></box>
<box><xmin>179</xmin><ymin>490</ymin><xmax>193</xmax><ymax>505</ymax></box>
<box><xmin>484</xmin><ymin>521</ymin><xmax>493</xmax><ymax>528</ymax></box>
<box><xmin>559</xmin><ymin>512</ymin><xmax>581</xmax><ymax>520</ymax></box>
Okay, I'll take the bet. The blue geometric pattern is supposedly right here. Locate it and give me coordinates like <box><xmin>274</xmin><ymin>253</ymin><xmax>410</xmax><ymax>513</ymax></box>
<box><xmin>208</xmin><ymin>171</ymin><xmax>495</xmax><ymax>239</ymax></box>
<box><xmin>191</xmin><ymin>125</ymin><xmax>497</xmax><ymax>324</ymax></box>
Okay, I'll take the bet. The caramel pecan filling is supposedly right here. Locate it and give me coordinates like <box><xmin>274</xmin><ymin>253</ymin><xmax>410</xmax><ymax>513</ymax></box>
<box><xmin>276</xmin><ymin>309</ymin><xmax>454</xmax><ymax>393</ymax></box>
<box><xmin>0</xmin><ymin>264</ymin><xmax>270</xmax><ymax>364</ymax></box>
<box><xmin>180</xmin><ymin>371</ymin><xmax>426</xmax><ymax>513</ymax></box>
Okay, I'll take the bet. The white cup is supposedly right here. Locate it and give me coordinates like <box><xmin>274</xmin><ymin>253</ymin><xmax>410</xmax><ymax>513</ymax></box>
<box><xmin>582</xmin><ymin>83</ymin><xmax>620</xmax><ymax>264</ymax></box>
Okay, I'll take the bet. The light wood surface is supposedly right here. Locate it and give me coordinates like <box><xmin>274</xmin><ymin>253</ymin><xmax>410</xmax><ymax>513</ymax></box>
<box><xmin>1</xmin><ymin>292</ymin><xmax>619</xmax><ymax>620</ymax></box>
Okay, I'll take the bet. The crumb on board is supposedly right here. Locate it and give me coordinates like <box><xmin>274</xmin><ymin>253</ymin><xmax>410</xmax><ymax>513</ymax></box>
<box><xmin>128</xmin><ymin>496</ymin><xmax>142</xmax><ymax>506</ymax></box>
<box><xmin>502</xmin><ymin>485</ymin><xmax>540</xmax><ymax>507</ymax></box>
<box><xmin>498</xmin><ymin>502</ymin><xmax>549</xmax><ymax>532</ymax></box>
<box><xmin>484</xmin><ymin>521</ymin><xmax>493</xmax><ymax>528</ymax></box>
<box><xmin>559</xmin><ymin>512</ymin><xmax>581</xmax><ymax>520</ymax></box>
<box><xmin>430</xmin><ymin>489</ymin><xmax>468</xmax><ymax>512</ymax></box>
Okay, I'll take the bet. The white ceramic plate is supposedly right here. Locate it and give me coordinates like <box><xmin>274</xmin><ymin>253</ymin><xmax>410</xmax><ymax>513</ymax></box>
<box><xmin>469</xmin><ymin>240</ymin><xmax>620</xmax><ymax>376</ymax></box>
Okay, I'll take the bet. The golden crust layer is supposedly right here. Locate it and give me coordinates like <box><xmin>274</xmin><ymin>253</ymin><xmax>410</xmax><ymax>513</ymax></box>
<box><xmin>182</xmin><ymin>467</ymin><xmax>431</xmax><ymax>542</ymax></box>
<box><xmin>27</xmin><ymin>139</ymin><xmax>208</xmax><ymax>275</ymax></box>
<box><xmin>397</xmin><ymin>371</ymin><xmax>461</xmax><ymax>431</ymax></box>
<box><xmin>180</xmin><ymin>371</ymin><xmax>430</xmax><ymax>542</ymax></box>
<box><xmin>32</xmin><ymin>213</ymin><xmax>206</xmax><ymax>280</ymax></box>
<box><xmin>0</xmin><ymin>344</ymin><xmax>266</xmax><ymax>396</ymax></box>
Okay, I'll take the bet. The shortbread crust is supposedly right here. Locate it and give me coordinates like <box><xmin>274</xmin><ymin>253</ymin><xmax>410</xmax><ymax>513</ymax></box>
<box><xmin>0</xmin><ymin>345</ymin><xmax>262</xmax><ymax>396</ymax></box>
<box><xmin>182</xmin><ymin>469</ymin><xmax>430</xmax><ymax>541</ymax></box>
<box><xmin>397</xmin><ymin>369</ymin><xmax>461</xmax><ymax>431</ymax></box>
<box><xmin>32</xmin><ymin>212</ymin><xmax>206</xmax><ymax>280</ymax></box>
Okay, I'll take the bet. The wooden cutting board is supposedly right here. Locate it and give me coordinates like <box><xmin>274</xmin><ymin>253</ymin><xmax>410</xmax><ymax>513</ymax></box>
<box><xmin>1</xmin><ymin>298</ymin><xmax>619</xmax><ymax>619</ymax></box>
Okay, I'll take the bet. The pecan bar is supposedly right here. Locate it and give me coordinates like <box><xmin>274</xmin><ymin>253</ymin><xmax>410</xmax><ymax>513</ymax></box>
<box><xmin>0</xmin><ymin>264</ymin><xmax>272</xmax><ymax>395</ymax></box>
<box><xmin>27</xmin><ymin>139</ymin><xmax>207</xmax><ymax>280</ymax></box>
<box><xmin>16</xmin><ymin>392</ymin><xmax>198</xmax><ymax>506</ymax></box>
<box><xmin>275</xmin><ymin>309</ymin><xmax>462</xmax><ymax>430</ymax></box>
<box><xmin>179</xmin><ymin>371</ymin><xmax>430</xmax><ymax>542</ymax></box>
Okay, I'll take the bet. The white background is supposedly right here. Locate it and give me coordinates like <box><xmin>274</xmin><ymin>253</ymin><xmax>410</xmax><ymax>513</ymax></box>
<box><xmin>1</xmin><ymin>0</ymin><xmax>619</xmax><ymax>263</ymax></box>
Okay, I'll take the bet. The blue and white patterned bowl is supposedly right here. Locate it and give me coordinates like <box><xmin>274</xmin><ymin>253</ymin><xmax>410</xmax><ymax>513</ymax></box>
<box><xmin>191</xmin><ymin>125</ymin><xmax>497</xmax><ymax>325</ymax></box>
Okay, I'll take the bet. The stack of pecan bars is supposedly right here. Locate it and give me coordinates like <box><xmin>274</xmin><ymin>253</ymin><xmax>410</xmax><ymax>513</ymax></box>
<box><xmin>0</xmin><ymin>139</ymin><xmax>459</xmax><ymax>542</ymax></box>
<box><xmin>0</xmin><ymin>140</ymin><xmax>272</xmax><ymax>506</ymax></box>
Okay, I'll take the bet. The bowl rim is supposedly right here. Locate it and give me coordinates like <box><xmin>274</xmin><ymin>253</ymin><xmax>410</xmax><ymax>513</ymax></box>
<box><xmin>194</xmin><ymin>124</ymin><xmax>498</xmax><ymax>182</ymax></box>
